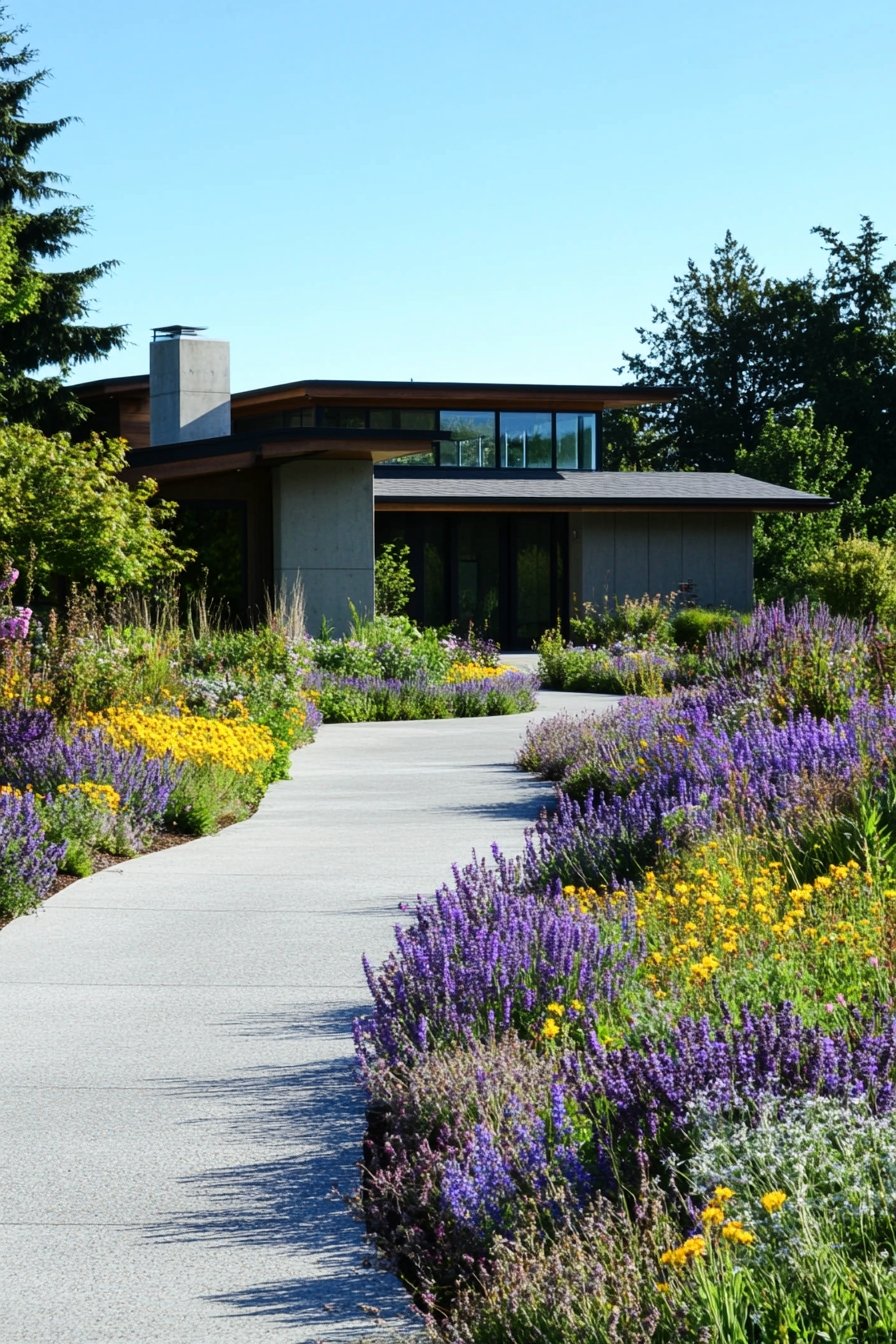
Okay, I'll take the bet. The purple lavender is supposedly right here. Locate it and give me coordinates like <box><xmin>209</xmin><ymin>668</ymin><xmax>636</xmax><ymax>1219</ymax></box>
<box><xmin>571</xmin><ymin>1002</ymin><xmax>896</xmax><ymax>1168</ymax></box>
<box><xmin>0</xmin><ymin>788</ymin><xmax>66</xmax><ymax>912</ymax></box>
<box><xmin>355</xmin><ymin>847</ymin><xmax>641</xmax><ymax>1068</ymax></box>
<box><xmin>0</xmin><ymin>706</ymin><xmax>180</xmax><ymax>840</ymax></box>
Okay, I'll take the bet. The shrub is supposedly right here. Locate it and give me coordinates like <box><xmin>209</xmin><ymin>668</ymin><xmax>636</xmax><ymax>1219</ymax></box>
<box><xmin>0</xmin><ymin>787</ymin><xmax>66</xmax><ymax>916</ymax></box>
<box><xmin>669</xmin><ymin>1094</ymin><xmax>896</xmax><ymax>1341</ymax></box>
<box><xmin>163</xmin><ymin>761</ymin><xmax>245</xmax><ymax>835</ymax></box>
<box><xmin>669</xmin><ymin>607</ymin><xmax>737</xmax><ymax>649</ymax></box>
<box><xmin>569</xmin><ymin>593</ymin><xmax>675</xmax><ymax>648</ymax></box>
<box><xmin>375</xmin><ymin>540</ymin><xmax>415</xmax><ymax>616</ymax></box>
<box><xmin>355</xmin><ymin>848</ymin><xmax>640</xmax><ymax>1068</ymax></box>
<box><xmin>536</xmin><ymin>627</ymin><xmax>677</xmax><ymax>696</ymax></box>
<box><xmin>806</xmin><ymin>536</ymin><xmax>896</xmax><ymax>626</ymax></box>
<box><xmin>362</xmin><ymin>1036</ymin><xmax>582</xmax><ymax>1301</ymax></box>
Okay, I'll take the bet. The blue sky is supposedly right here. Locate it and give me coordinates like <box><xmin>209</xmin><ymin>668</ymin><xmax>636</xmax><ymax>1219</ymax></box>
<box><xmin>22</xmin><ymin>0</ymin><xmax>896</xmax><ymax>394</ymax></box>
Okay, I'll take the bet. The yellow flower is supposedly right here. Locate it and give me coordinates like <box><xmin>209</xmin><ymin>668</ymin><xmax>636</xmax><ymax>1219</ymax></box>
<box><xmin>760</xmin><ymin>1190</ymin><xmax>788</xmax><ymax>1214</ymax></box>
<box><xmin>540</xmin><ymin>1018</ymin><xmax>560</xmax><ymax>1040</ymax></box>
<box><xmin>569</xmin><ymin>999</ymin><xmax>585</xmax><ymax>1013</ymax></box>
<box><xmin>721</xmin><ymin>1220</ymin><xmax>755</xmax><ymax>1246</ymax></box>
<box><xmin>546</xmin><ymin>1001</ymin><xmax>565</xmax><ymax>1016</ymax></box>
<box><xmin>659</xmin><ymin>1235</ymin><xmax>706</xmax><ymax>1268</ymax></box>
<box><xmin>655</xmin><ymin>1282</ymin><xmax>670</xmax><ymax>1294</ymax></box>
<box><xmin>700</xmin><ymin>1205</ymin><xmax>725</xmax><ymax>1227</ymax></box>
<box><xmin>80</xmin><ymin>705</ymin><xmax>275</xmax><ymax>776</ymax></box>
<box><xmin>713</xmin><ymin>1186</ymin><xmax>735</xmax><ymax>1203</ymax></box>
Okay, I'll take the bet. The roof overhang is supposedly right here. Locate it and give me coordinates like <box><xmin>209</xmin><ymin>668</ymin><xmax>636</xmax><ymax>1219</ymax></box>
<box><xmin>123</xmin><ymin>426</ymin><xmax>447</xmax><ymax>481</ymax></box>
<box><xmin>231</xmin><ymin>378</ymin><xmax>678</xmax><ymax>415</ymax></box>
<box><xmin>373</xmin><ymin>469</ymin><xmax>834</xmax><ymax>513</ymax></box>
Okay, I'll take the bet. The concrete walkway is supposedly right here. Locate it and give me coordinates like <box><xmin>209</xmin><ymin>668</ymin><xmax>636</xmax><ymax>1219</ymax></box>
<box><xmin>0</xmin><ymin>689</ymin><xmax>616</xmax><ymax>1344</ymax></box>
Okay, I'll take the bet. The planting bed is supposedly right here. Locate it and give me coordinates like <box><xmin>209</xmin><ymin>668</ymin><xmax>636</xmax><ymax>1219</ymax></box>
<box><xmin>357</xmin><ymin>602</ymin><xmax>896</xmax><ymax>1342</ymax></box>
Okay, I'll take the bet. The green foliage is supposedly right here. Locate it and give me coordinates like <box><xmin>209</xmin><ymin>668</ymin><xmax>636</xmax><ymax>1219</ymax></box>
<box><xmin>617</xmin><ymin>220</ymin><xmax>896</xmax><ymax>505</ymax></box>
<box><xmin>0</xmin><ymin>424</ymin><xmax>190</xmax><ymax>593</ymax></box>
<box><xmin>808</xmin><ymin>217</ymin><xmax>896</xmax><ymax>498</ymax></box>
<box><xmin>0</xmin><ymin>11</ymin><xmax>126</xmax><ymax>428</ymax></box>
<box><xmin>601</xmin><ymin>408</ymin><xmax>673</xmax><ymax>472</ymax></box>
<box><xmin>341</xmin><ymin>610</ymin><xmax>450</xmax><ymax>680</ymax></box>
<box><xmin>742</xmin><ymin>409</ymin><xmax>879</xmax><ymax>603</ymax></box>
<box><xmin>155</xmin><ymin>623</ymin><xmax>315</xmax><ymax>780</ymax></box>
<box><xmin>58</xmin><ymin>838</ymin><xmax>92</xmax><ymax>878</ymax></box>
<box><xmin>536</xmin><ymin>626</ymin><xmax>676</xmax><ymax>697</ymax></box>
<box><xmin>374</xmin><ymin>540</ymin><xmax>415</xmax><ymax>616</ymax></box>
<box><xmin>570</xmin><ymin>592</ymin><xmax>675</xmax><ymax>647</ymax></box>
<box><xmin>619</xmin><ymin>231</ymin><xmax>812</xmax><ymax>472</ymax></box>
<box><xmin>806</xmin><ymin>536</ymin><xmax>896</xmax><ymax>625</ymax></box>
<box><xmin>0</xmin><ymin>214</ymin><xmax>42</xmax><ymax>327</ymax></box>
<box><xmin>674</xmin><ymin>1094</ymin><xmax>896</xmax><ymax>1342</ymax></box>
<box><xmin>164</xmin><ymin>761</ymin><xmax>255</xmax><ymax>837</ymax></box>
<box><xmin>669</xmin><ymin>607</ymin><xmax>737</xmax><ymax>649</ymax></box>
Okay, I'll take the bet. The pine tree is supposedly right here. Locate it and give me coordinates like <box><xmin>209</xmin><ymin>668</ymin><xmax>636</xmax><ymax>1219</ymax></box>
<box><xmin>0</xmin><ymin>8</ymin><xmax>126</xmax><ymax>429</ymax></box>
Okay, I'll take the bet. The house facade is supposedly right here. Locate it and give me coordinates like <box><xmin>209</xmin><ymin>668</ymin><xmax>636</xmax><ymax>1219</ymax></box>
<box><xmin>73</xmin><ymin>329</ymin><xmax>831</xmax><ymax>645</ymax></box>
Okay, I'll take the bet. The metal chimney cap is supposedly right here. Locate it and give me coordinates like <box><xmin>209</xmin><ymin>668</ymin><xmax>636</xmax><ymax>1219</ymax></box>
<box><xmin>152</xmin><ymin>325</ymin><xmax>207</xmax><ymax>341</ymax></box>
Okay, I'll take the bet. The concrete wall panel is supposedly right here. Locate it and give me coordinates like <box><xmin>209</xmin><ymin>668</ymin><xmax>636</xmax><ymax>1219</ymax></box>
<box><xmin>149</xmin><ymin>338</ymin><xmax>231</xmax><ymax>446</ymax></box>
<box><xmin>578</xmin><ymin>514</ymin><xmax>615</xmax><ymax>607</ymax></box>
<box><xmin>714</xmin><ymin>513</ymin><xmax>753</xmax><ymax>610</ymax></box>
<box><xmin>681</xmin><ymin>514</ymin><xmax>718</xmax><ymax>607</ymax></box>
<box><xmin>274</xmin><ymin>460</ymin><xmax>374</xmax><ymax>636</ymax></box>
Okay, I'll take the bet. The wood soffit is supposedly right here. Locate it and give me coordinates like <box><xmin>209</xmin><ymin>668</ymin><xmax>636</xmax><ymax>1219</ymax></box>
<box><xmin>231</xmin><ymin>379</ymin><xmax>678</xmax><ymax>414</ymax></box>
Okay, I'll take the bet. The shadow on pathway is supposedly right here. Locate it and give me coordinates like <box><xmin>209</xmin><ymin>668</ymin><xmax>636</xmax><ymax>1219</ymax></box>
<box><xmin>146</xmin><ymin>1004</ymin><xmax>417</xmax><ymax>1335</ymax></box>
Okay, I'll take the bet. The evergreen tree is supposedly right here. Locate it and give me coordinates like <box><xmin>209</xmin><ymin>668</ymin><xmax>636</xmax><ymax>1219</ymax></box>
<box><xmin>807</xmin><ymin>218</ymin><xmax>896</xmax><ymax>498</ymax></box>
<box><xmin>616</xmin><ymin>222</ymin><xmax>896</xmax><ymax>497</ymax></box>
<box><xmin>0</xmin><ymin>9</ymin><xmax>126</xmax><ymax>429</ymax></box>
<box><xmin>617</xmin><ymin>233</ymin><xmax>813</xmax><ymax>472</ymax></box>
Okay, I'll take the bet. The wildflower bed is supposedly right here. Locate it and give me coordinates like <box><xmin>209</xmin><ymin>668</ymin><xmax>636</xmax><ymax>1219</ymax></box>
<box><xmin>307</xmin><ymin>617</ymin><xmax>537</xmax><ymax>722</ymax></box>
<box><xmin>357</xmin><ymin>601</ymin><xmax>896</xmax><ymax>1343</ymax></box>
<box><xmin>0</xmin><ymin>575</ymin><xmax>320</xmax><ymax>918</ymax></box>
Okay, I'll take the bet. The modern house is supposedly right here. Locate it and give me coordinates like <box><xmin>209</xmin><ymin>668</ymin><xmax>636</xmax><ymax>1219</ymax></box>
<box><xmin>73</xmin><ymin>328</ymin><xmax>832</xmax><ymax>646</ymax></box>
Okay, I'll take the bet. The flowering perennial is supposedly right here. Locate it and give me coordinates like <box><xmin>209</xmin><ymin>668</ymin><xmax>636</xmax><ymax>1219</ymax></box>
<box><xmin>81</xmin><ymin>705</ymin><xmax>276</xmax><ymax>775</ymax></box>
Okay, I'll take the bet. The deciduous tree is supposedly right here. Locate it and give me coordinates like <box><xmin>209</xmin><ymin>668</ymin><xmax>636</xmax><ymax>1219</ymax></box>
<box><xmin>0</xmin><ymin>425</ymin><xmax>189</xmax><ymax>592</ymax></box>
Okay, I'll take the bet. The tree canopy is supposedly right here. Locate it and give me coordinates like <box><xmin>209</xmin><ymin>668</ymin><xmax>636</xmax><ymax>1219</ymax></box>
<box><xmin>0</xmin><ymin>424</ymin><xmax>189</xmax><ymax>593</ymax></box>
<box><xmin>607</xmin><ymin>220</ymin><xmax>896</xmax><ymax>501</ymax></box>
<box><xmin>0</xmin><ymin>9</ymin><xmax>126</xmax><ymax>429</ymax></box>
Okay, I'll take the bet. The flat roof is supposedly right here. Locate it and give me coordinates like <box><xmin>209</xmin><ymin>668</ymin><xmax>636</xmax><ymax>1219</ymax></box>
<box><xmin>231</xmin><ymin>378</ymin><xmax>678</xmax><ymax>413</ymax></box>
<box><xmin>374</xmin><ymin>468</ymin><xmax>833</xmax><ymax>512</ymax></box>
<box><xmin>70</xmin><ymin>373</ymin><xmax>678</xmax><ymax>413</ymax></box>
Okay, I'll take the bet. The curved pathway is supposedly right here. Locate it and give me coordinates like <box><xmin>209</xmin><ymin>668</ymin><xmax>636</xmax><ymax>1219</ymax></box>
<box><xmin>0</xmin><ymin>689</ymin><xmax>616</xmax><ymax>1343</ymax></box>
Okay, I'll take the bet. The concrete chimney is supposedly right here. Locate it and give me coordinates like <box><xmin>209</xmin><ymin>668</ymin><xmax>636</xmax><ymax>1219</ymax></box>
<box><xmin>149</xmin><ymin>325</ymin><xmax>231</xmax><ymax>446</ymax></box>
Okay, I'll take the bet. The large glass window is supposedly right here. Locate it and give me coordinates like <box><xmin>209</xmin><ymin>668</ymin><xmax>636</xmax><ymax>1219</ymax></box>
<box><xmin>317</xmin><ymin>407</ymin><xmax>368</xmax><ymax>429</ymax></box>
<box><xmin>457</xmin><ymin>517</ymin><xmax>500</xmax><ymax>630</ymax></box>
<box><xmin>369</xmin><ymin>409</ymin><xmax>437</xmax><ymax>431</ymax></box>
<box><xmin>556</xmin><ymin>413</ymin><xmax>597</xmax><ymax>469</ymax></box>
<box><xmin>513</xmin><ymin>517</ymin><xmax>555</xmax><ymax>645</ymax></box>
<box><xmin>174</xmin><ymin>502</ymin><xmax>247</xmax><ymax>618</ymax></box>
<box><xmin>439</xmin><ymin>411</ymin><xmax>497</xmax><ymax>468</ymax></box>
<box><xmin>499</xmin><ymin>411</ymin><xmax>553</xmax><ymax>468</ymax></box>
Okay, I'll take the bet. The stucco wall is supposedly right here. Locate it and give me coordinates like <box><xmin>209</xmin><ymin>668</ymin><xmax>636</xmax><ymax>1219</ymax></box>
<box><xmin>273</xmin><ymin>460</ymin><xmax>375</xmax><ymax>637</ymax></box>
<box><xmin>574</xmin><ymin>511</ymin><xmax>753</xmax><ymax>611</ymax></box>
